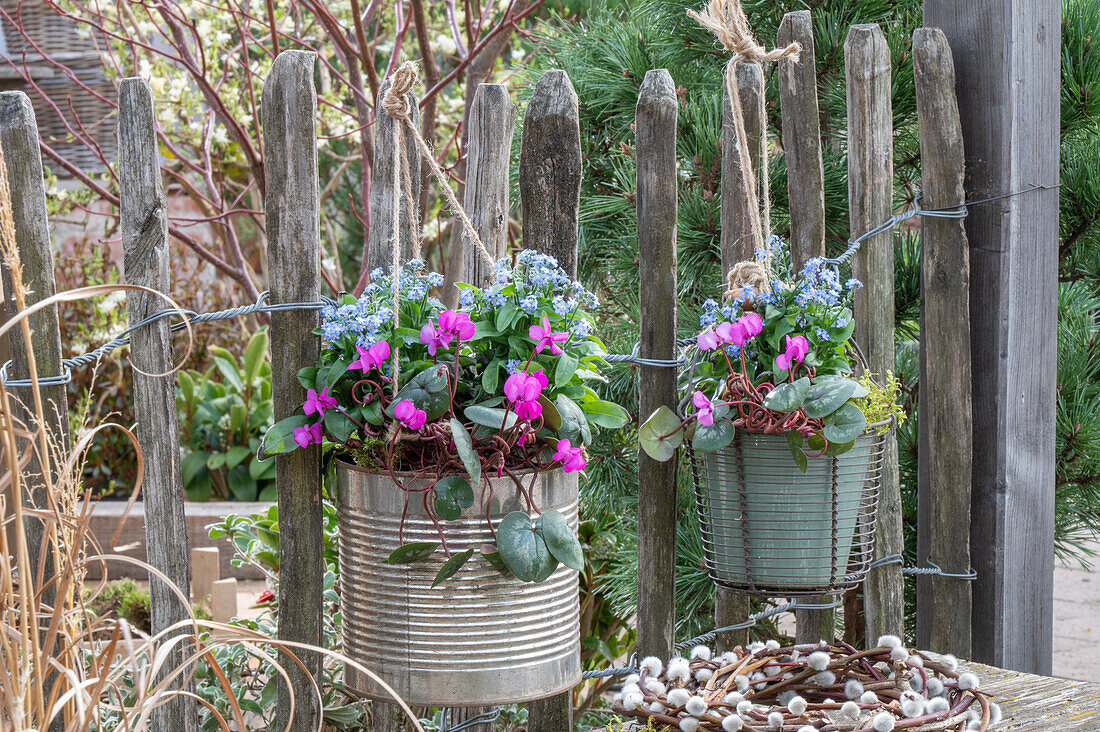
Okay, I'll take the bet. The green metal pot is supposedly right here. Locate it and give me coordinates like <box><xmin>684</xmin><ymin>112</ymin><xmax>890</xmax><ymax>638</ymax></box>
<box><xmin>692</xmin><ymin>428</ymin><xmax>887</xmax><ymax>596</ymax></box>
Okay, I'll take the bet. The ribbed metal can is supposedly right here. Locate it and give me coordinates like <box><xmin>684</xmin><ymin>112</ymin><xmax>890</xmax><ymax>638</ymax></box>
<box><xmin>336</xmin><ymin>461</ymin><xmax>581</xmax><ymax>706</ymax></box>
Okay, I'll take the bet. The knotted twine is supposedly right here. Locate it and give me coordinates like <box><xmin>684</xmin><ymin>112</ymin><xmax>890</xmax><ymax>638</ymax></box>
<box><xmin>379</xmin><ymin>61</ymin><xmax>497</xmax><ymax>393</ymax></box>
<box><xmin>687</xmin><ymin>0</ymin><xmax>800</xmax><ymax>300</ymax></box>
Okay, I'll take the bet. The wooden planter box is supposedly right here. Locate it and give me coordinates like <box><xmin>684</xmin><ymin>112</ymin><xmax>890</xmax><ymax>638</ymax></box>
<box><xmin>83</xmin><ymin>500</ymin><xmax>272</xmax><ymax>581</ymax></box>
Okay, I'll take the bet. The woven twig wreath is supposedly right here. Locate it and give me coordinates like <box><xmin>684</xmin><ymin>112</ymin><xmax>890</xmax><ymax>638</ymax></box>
<box><xmin>612</xmin><ymin>637</ymin><xmax>1001</xmax><ymax>731</ymax></box>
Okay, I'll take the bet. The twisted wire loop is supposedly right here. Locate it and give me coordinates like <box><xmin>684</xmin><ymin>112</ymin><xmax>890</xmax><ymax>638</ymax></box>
<box><xmin>0</xmin><ymin>290</ymin><xmax>332</xmax><ymax>388</ymax></box>
<box><xmin>870</xmin><ymin>553</ymin><xmax>977</xmax><ymax>580</ymax></box>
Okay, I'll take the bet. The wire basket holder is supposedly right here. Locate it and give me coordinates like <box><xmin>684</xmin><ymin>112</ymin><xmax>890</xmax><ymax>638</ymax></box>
<box><xmin>688</xmin><ymin>422</ymin><xmax>888</xmax><ymax>598</ymax></box>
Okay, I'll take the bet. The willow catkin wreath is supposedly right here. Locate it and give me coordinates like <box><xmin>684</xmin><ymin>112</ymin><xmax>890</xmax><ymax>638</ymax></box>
<box><xmin>611</xmin><ymin>637</ymin><xmax>1002</xmax><ymax>731</ymax></box>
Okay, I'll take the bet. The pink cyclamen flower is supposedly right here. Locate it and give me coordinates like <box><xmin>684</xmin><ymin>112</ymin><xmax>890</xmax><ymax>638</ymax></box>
<box><xmin>693</xmin><ymin>390</ymin><xmax>715</xmax><ymax>426</ymax></box>
<box><xmin>504</xmin><ymin>370</ymin><xmax>547</xmax><ymax>421</ymax></box>
<box><xmin>394</xmin><ymin>399</ymin><xmax>427</xmax><ymax>430</ymax></box>
<box><xmin>740</xmin><ymin>312</ymin><xmax>763</xmax><ymax>337</ymax></box>
<box><xmin>293</xmin><ymin>420</ymin><xmax>323</xmax><ymax>448</ymax></box>
<box><xmin>775</xmin><ymin>334</ymin><xmax>811</xmax><ymax>372</ymax></box>
<box><xmin>438</xmin><ymin>309</ymin><xmax>476</xmax><ymax>341</ymax></box>
<box><xmin>348</xmin><ymin>340</ymin><xmax>391</xmax><ymax>372</ymax></box>
<box><xmin>716</xmin><ymin>320</ymin><xmax>750</xmax><ymax>346</ymax></box>
<box><xmin>697</xmin><ymin>327</ymin><xmax>722</xmax><ymax>351</ymax></box>
<box><xmin>529</xmin><ymin>316</ymin><xmax>570</xmax><ymax>355</ymax></box>
<box><xmin>419</xmin><ymin>320</ymin><xmax>455</xmax><ymax>356</ymax></box>
<box><xmin>302</xmin><ymin>386</ymin><xmax>337</xmax><ymax>416</ymax></box>
<box><xmin>553</xmin><ymin>439</ymin><xmax>587</xmax><ymax>473</ymax></box>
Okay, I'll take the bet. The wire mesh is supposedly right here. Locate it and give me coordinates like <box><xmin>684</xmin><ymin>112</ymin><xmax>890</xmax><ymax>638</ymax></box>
<box><xmin>689</xmin><ymin>425</ymin><xmax>887</xmax><ymax>597</ymax></box>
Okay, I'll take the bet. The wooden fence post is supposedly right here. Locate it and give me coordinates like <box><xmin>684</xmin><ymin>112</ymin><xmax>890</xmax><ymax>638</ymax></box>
<box><xmin>636</xmin><ymin>69</ymin><xmax>678</xmax><ymax>660</ymax></box>
<box><xmin>262</xmin><ymin>50</ymin><xmax>324</xmax><ymax>732</ymax></box>
<box><xmin>913</xmin><ymin>28</ymin><xmax>973</xmax><ymax>658</ymax></box>
<box><xmin>367</xmin><ymin>76</ymin><xmax>421</xmax><ymax>274</ymax></box>
<box><xmin>0</xmin><ymin>92</ymin><xmax>70</xmax><ymax>608</ymax></box>
<box><xmin>0</xmin><ymin>90</ymin><xmax>70</xmax><ymax>732</ymax></box>
<box><xmin>845</xmin><ymin>24</ymin><xmax>905</xmax><ymax>647</ymax></box>
<box><xmin>521</xmin><ymin>68</ymin><xmax>581</xmax><ymax>732</ymax></box>
<box><xmin>778</xmin><ymin>10</ymin><xmax>826</xmax><ymax>271</ymax></box>
<box><xmin>776</xmin><ymin>13</ymin><xmax>836</xmax><ymax>644</ymax></box>
<box><xmin>118</xmin><ymin>77</ymin><xmax>196</xmax><ymax>732</ymax></box>
<box><xmin>715</xmin><ymin>62</ymin><xmax>763</xmax><ymax>651</ymax></box>
<box><xmin>924</xmin><ymin>0</ymin><xmax>1059</xmax><ymax>675</ymax></box>
<box><xmin>461</xmin><ymin>83</ymin><xmax>515</xmax><ymax>288</ymax></box>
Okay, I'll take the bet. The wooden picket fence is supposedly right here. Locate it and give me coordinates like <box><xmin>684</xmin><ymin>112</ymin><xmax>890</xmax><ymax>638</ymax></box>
<box><xmin>0</xmin><ymin>10</ymin><xmax>1059</xmax><ymax>732</ymax></box>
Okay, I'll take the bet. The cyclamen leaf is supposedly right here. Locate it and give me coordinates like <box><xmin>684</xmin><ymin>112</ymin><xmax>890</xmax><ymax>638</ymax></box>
<box><xmin>555</xmin><ymin>394</ymin><xmax>591</xmax><ymax>444</ymax></box>
<box><xmin>763</xmin><ymin>377</ymin><xmax>811</xmax><ymax>412</ymax></box>
<box><xmin>537</xmin><ymin>509</ymin><xmax>583</xmax><ymax>572</ymax></box>
<box><xmin>449</xmin><ymin>419</ymin><xmax>482</xmax><ymax>486</ymax></box>
<box><xmin>787</xmin><ymin>431</ymin><xmax>809</xmax><ymax>473</ymax></box>
<box><xmin>261</xmin><ymin>415</ymin><xmax>311</xmax><ymax>455</ymax></box>
<box><xmin>480</xmin><ymin>547</ymin><xmax>513</xmax><ymax>578</ymax></box>
<box><xmin>496</xmin><ymin>511</ymin><xmax>558</xmax><ymax>582</ymax></box>
<box><xmin>802</xmin><ymin>378</ymin><xmax>859</xmax><ymax>419</ymax></box>
<box><xmin>384</xmin><ymin>541</ymin><xmax>439</xmax><ymax>565</ymax></box>
<box><xmin>638</xmin><ymin>405</ymin><xmax>684</xmax><ymax>462</ymax></box>
<box><xmin>691</xmin><ymin>419</ymin><xmax>736</xmax><ymax>452</ymax></box>
<box><xmin>433</xmin><ymin>476</ymin><xmax>474</xmax><ymax>521</ymax></box>
<box><xmin>822</xmin><ymin>402</ymin><xmax>867</xmax><ymax>444</ymax></box>
<box><xmin>432</xmin><ymin>548</ymin><xmax>475</xmax><ymax>587</ymax></box>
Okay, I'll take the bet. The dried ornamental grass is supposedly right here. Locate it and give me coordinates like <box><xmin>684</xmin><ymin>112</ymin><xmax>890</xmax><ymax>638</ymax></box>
<box><xmin>613</xmin><ymin>638</ymin><xmax>1001</xmax><ymax>731</ymax></box>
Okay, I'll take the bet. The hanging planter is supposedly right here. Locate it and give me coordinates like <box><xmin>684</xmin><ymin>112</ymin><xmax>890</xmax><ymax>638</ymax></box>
<box><xmin>261</xmin><ymin>252</ymin><xmax>630</xmax><ymax>706</ymax></box>
<box><xmin>690</xmin><ymin>423</ymin><xmax>888</xmax><ymax>596</ymax></box>
<box><xmin>640</xmin><ymin>241</ymin><xmax>904</xmax><ymax>597</ymax></box>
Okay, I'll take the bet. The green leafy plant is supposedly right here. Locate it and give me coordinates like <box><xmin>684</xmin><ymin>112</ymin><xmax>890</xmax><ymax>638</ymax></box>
<box><xmin>263</xmin><ymin>254</ymin><xmax>630</xmax><ymax>584</ymax></box>
<box><xmin>178</xmin><ymin>329</ymin><xmax>275</xmax><ymax>502</ymax></box>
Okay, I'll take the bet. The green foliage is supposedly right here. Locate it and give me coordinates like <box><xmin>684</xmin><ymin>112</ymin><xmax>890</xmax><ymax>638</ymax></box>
<box><xmin>82</xmin><ymin>579</ymin><xmax>151</xmax><ymax>633</ymax></box>
<box><xmin>177</xmin><ymin>329</ymin><xmax>276</xmax><ymax>502</ymax></box>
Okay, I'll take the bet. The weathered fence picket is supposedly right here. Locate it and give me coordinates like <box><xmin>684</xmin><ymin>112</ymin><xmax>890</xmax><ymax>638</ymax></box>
<box><xmin>0</xmin><ymin>89</ymin><xmax>69</xmax><ymax>732</ymax></box>
<box><xmin>0</xmin><ymin>92</ymin><xmax>70</xmax><ymax>609</ymax></box>
<box><xmin>461</xmin><ymin>84</ymin><xmax>515</xmax><ymax>289</ymax></box>
<box><xmin>262</xmin><ymin>50</ymin><xmax>324</xmax><ymax>732</ymax></box>
<box><xmin>777</xmin><ymin>10</ymin><xmax>826</xmax><ymax>271</ymax></box>
<box><xmin>368</xmin><ymin>76</ymin><xmax>422</xmax><ymax>274</ymax></box>
<box><xmin>912</xmin><ymin>27</ymin><xmax>973</xmax><ymax>658</ymax></box>
<box><xmin>635</xmin><ymin>68</ymin><xmax>679</xmax><ymax>661</ymax></box>
<box><xmin>845</xmin><ymin>23</ymin><xmax>906</xmax><ymax>647</ymax></box>
<box><xmin>521</xmin><ymin>68</ymin><xmax>582</xmax><ymax>732</ymax></box>
<box><xmin>519</xmin><ymin>69</ymin><xmax>582</xmax><ymax>276</ymax></box>
<box><xmin>715</xmin><ymin>59</ymin><xmax>764</xmax><ymax>651</ymax></box>
<box><xmin>118</xmin><ymin>76</ymin><xmax>196</xmax><ymax>732</ymax></box>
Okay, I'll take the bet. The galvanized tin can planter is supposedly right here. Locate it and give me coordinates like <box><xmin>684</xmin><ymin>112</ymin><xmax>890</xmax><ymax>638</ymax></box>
<box><xmin>690</xmin><ymin>424</ymin><xmax>888</xmax><ymax>597</ymax></box>
<box><xmin>336</xmin><ymin>461</ymin><xmax>581</xmax><ymax>706</ymax></box>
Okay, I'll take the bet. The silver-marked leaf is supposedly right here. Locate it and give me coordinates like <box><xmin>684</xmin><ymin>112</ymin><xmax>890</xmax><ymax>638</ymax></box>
<box><xmin>822</xmin><ymin>402</ymin><xmax>867</xmax><ymax>444</ymax></box>
<box><xmin>497</xmin><ymin>511</ymin><xmax>557</xmax><ymax>582</ymax></box>
<box><xmin>449</xmin><ymin>419</ymin><xmax>481</xmax><ymax>486</ymax></box>
<box><xmin>555</xmin><ymin>394</ymin><xmax>591</xmax><ymax>444</ymax></box>
<box><xmin>814</xmin><ymin>373</ymin><xmax>869</xmax><ymax>399</ymax></box>
<box><xmin>691</xmin><ymin>419</ymin><xmax>735</xmax><ymax>452</ymax></box>
<box><xmin>384</xmin><ymin>541</ymin><xmax>439</xmax><ymax>564</ymax></box>
<box><xmin>432</xmin><ymin>548</ymin><xmax>474</xmax><ymax>587</ymax></box>
<box><xmin>802</xmin><ymin>378</ymin><xmax>859</xmax><ymax>419</ymax></box>
<box><xmin>763</xmin><ymin>377</ymin><xmax>811</xmax><ymax>412</ymax></box>
<box><xmin>638</xmin><ymin>405</ymin><xmax>684</xmax><ymax>462</ymax></box>
<box><xmin>537</xmin><ymin>509</ymin><xmax>583</xmax><ymax>572</ymax></box>
<box><xmin>433</xmin><ymin>476</ymin><xmax>474</xmax><ymax>521</ymax></box>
